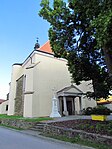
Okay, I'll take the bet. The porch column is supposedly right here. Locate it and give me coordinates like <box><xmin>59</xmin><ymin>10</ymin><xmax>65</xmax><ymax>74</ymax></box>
<box><xmin>63</xmin><ymin>96</ymin><xmax>68</xmax><ymax>116</ymax></box>
<box><xmin>73</xmin><ymin>97</ymin><xmax>76</xmax><ymax>115</ymax></box>
<box><xmin>79</xmin><ymin>97</ymin><xmax>82</xmax><ymax>115</ymax></box>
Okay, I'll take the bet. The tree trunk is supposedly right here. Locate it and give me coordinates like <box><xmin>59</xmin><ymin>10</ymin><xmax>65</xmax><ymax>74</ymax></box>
<box><xmin>103</xmin><ymin>47</ymin><xmax>112</xmax><ymax>77</ymax></box>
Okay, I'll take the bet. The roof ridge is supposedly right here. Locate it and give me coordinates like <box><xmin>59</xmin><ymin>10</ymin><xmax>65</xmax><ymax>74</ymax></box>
<box><xmin>39</xmin><ymin>40</ymin><xmax>49</xmax><ymax>49</ymax></box>
<box><xmin>38</xmin><ymin>40</ymin><xmax>53</xmax><ymax>54</ymax></box>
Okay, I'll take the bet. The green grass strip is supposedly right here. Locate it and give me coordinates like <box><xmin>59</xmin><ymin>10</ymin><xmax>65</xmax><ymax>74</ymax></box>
<box><xmin>0</xmin><ymin>114</ymin><xmax>53</xmax><ymax>122</ymax></box>
<box><xmin>0</xmin><ymin>124</ymin><xmax>23</xmax><ymax>130</ymax></box>
<box><xmin>42</xmin><ymin>134</ymin><xmax>112</xmax><ymax>149</ymax></box>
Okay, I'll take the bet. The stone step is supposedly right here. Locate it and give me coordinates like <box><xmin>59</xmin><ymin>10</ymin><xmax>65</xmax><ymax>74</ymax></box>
<box><xmin>30</xmin><ymin>127</ymin><xmax>41</xmax><ymax>131</ymax></box>
<box><xmin>30</xmin><ymin>123</ymin><xmax>46</xmax><ymax>132</ymax></box>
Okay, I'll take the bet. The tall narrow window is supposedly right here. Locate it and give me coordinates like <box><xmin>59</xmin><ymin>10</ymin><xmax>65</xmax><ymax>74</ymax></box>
<box><xmin>6</xmin><ymin>105</ymin><xmax>8</xmax><ymax>111</ymax></box>
<box><xmin>23</xmin><ymin>75</ymin><xmax>26</xmax><ymax>92</ymax></box>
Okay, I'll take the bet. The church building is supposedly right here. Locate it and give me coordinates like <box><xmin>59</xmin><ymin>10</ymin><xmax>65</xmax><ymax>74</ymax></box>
<box><xmin>7</xmin><ymin>41</ymin><xmax>96</xmax><ymax>117</ymax></box>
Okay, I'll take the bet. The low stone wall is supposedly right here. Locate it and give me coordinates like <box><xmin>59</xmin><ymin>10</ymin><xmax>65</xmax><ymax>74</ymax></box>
<box><xmin>0</xmin><ymin>118</ymin><xmax>112</xmax><ymax>146</ymax></box>
<box><xmin>0</xmin><ymin>118</ymin><xmax>37</xmax><ymax>129</ymax></box>
<box><xmin>43</xmin><ymin>124</ymin><xmax>112</xmax><ymax>146</ymax></box>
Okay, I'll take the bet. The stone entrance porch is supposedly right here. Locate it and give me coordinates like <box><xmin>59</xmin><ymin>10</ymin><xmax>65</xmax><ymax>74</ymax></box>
<box><xmin>57</xmin><ymin>85</ymin><xmax>83</xmax><ymax>116</ymax></box>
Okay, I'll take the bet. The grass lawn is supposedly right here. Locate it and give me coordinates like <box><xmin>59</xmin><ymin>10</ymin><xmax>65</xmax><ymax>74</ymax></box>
<box><xmin>43</xmin><ymin>134</ymin><xmax>112</xmax><ymax>149</ymax></box>
<box><xmin>0</xmin><ymin>114</ymin><xmax>53</xmax><ymax>122</ymax></box>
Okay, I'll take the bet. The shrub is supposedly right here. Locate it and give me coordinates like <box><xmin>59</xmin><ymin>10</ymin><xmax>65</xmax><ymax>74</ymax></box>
<box><xmin>83</xmin><ymin>107</ymin><xmax>93</xmax><ymax>115</ymax></box>
<box><xmin>91</xmin><ymin>105</ymin><xmax>111</xmax><ymax>115</ymax></box>
<box><xmin>83</xmin><ymin>105</ymin><xmax>111</xmax><ymax>115</ymax></box>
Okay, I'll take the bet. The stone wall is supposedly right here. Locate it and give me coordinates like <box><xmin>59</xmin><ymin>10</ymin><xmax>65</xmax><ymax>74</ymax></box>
<box><xmin>15</xmin><ymin>76</ymin><xmax>24</xmax><ymax>116</ymax></box>
<box><xmin>0</xmin><ymin>118</ymin><xmax>37</xmax><ymax>129</ymax></box>
<box><xmin>0</xmin><ymin>118</ymin><xmax>112</xmax><ymax>146</ymax></box>
<box><xmin>42</xmin><ymin>124</ymin><xmax>112</xmax><ymax>146</ymax></box>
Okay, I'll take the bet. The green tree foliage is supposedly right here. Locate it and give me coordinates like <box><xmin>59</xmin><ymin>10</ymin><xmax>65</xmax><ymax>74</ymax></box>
<box><xmin>39</xmin><ymin>0</ymin><xmax>112</xmax><ymax>99</ymax></box>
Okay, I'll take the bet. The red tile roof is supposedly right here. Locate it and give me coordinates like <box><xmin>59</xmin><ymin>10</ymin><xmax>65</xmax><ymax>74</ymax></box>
<box><xmin>0</xmin><ymin>99</ymin><xmax>5</xmax><ymax>104</ymax></box>
<box><xmin>38</xmin><ymin>41</ymin><xmax>53</xmax><ymax>54</ymax></box>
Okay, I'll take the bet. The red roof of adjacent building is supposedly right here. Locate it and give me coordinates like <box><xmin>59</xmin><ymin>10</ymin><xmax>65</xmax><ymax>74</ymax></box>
<box><xmin>0</xmin><ymin>99</ymin><xmax>5</xmax><ymax>104</ymax></box>
<box><xmin>38</xmin><ymin>41</ymin><xmax>53</xmax><ymax>54</ymax></box>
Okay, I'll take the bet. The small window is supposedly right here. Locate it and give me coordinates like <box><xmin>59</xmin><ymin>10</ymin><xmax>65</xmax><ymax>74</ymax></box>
<box><xmin>6</xmin><ymin>105</ymin><xmax>8</xmax><ymax>111</ymax></box>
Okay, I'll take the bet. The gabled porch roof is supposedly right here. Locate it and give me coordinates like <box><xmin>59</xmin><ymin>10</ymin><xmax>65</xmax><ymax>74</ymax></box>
<box><xmin>57</xmin><ymin>85</ymin><xmax>83</xmax><ymax>97</ymax></box>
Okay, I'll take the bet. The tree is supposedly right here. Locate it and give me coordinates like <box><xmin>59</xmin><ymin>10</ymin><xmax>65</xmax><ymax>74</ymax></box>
<box><xmin>39</xmin><ymin>0</ymin><xmax>112</xmax><ymax>99</ymax></box>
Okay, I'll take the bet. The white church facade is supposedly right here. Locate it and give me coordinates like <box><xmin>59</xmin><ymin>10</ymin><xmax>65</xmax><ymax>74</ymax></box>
<box><xmin>7</xmin><ymin>41</ymin><xmax>96</xmax><ymax>118</ymax></box>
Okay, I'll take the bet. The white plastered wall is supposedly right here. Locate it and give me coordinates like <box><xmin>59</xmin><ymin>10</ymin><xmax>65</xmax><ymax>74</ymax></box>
<box><xmin>8</xmin><ymin>64</ymin><xmax>23</xmax><ymax>115</ymax></box>
<box><xmin>23</xmin><ymin>53</ymin><xmax>36</xmax><ymax>117</ymax></box>
<box><xmin>77</xmin><ymin>81</ymin><xmax>97</xmax><ymax>109</ymax></box>
<box><xmin>23</xmin><ymin>65</ymin><xmax>34</xmax><ymax>117</ymax></box>
<box><xmin>8</xmin><ymin>52</ymin><xmax>36</xmax><ymax>117</ymax></box>
<box><xmin>24</xmin><ymin>94</ymin><xmax>33</xmax><ymax>117</ymax></box>
<box><xmin>103</xmin><ymin>103</ymin><xmax>112</xmax><ymax>110</ymax></box>
<box><xmin>32</xmin><ymin>52</ymin><xmax>71</xmax><ymax>117</ymax></box>
<box><xmin>0</xmin><ymin>100</ymin><xmax>9</xmax><ymax>114</ymax></box>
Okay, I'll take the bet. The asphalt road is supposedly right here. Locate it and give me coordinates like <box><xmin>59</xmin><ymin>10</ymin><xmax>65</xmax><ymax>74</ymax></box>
<box><xmin>0</xmin><ymin>127</ymin><xmax>94</xmax><ymax>149</ymax></box>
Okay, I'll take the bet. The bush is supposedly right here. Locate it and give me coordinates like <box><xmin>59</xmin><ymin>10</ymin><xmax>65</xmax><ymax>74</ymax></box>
<box><xmin>83</xmin><ymin>106</ymin><xmax>111</xmax><ymax>115</ymax></box>
<box><xmin>83</xmin><ymin>107</ymin><xmax>93</xmax><ymax>115</ymax></box>
<box><xmin>92</xmin><ymin>105</ymin><xmax>111</xmax><ymax>115</ymax></box>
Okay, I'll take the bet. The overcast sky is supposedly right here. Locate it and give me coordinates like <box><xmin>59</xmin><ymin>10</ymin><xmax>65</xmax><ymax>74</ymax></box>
<box><xmin>0</xmin><ymin>0</ymin><xmax>50</xmax><ymax>99</ymax></box>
